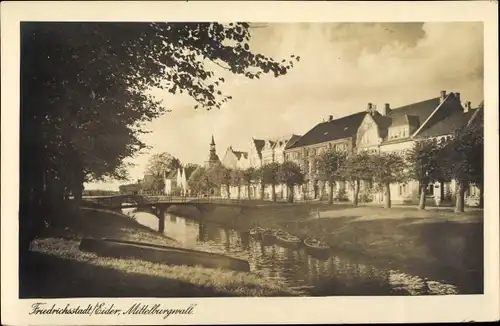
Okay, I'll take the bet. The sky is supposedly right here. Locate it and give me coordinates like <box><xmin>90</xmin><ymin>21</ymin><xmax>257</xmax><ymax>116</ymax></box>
<box><xmin>86</xmin><ymin>22</ymin><xmax>484</xmax><ymax>191</ymax></box>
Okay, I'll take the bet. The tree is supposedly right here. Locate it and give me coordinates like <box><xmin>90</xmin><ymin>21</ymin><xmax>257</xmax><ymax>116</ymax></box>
<box><xmin>207</xmin><ymin>165</ymin><xmax>232</xmax><ymax>198</ymax></box>
<box><xmin>20</xmin><ymin>22</ymin><xmax>297</xmax><ymax>252</ymax></box>
<box><xmin>371</xmin><ymin>152</ymin><xmax>408</xmax><ymax>208</ymax></box>
<box><xmin>184</xmin><ymin>163</ymin><xmax>201</xmax><ymax>179</ymax></box>
<box><xmin>315</xmin><ymin>149</ymin><xmax>348</xmax><ymax>204</ymax></box>
<box><xmin>230</xmin><ymin>169</ymin><xmax>244</xmax><ymax>199</ymax></box>
<box><xmin>443</xmin><ymin>119</ymin><xmax>483</xmax><ymax>212</ymax></box>
<box><xmin>146</xmin><ymin>152</ymin><xmax>180</xmax><ymax>177</ymax></box>
<box><xmin>407</xmin><ymin>139</ymin><xmax>448</xmax><ymax>210</ymax></box>
<box><xmin>261</xmin><ymin>163</ymin><xmax>281</xmax><ymax>201</ymax></box>
<box><xmin>119</xmin><ymin>183</ymin><xmax>141</xmax><ymax>194</ymax></box>
<box><xmin>143</xmin><ymin>152</ymin><xmax>180</xmax><ymax>193</ymax></box>
<box><xmin>187</xmin><ymin>167</ymin><xmax>213</xmax><ymax>196</ymax></box>
<box><xmin>278</xmin><ymin>161</ymin><xmax>305</xmax><ymax>203</ymax></box>
<box><xmin>342</xmin><ymin>151</ymin><xmax>374</xmax><ymax>207</ymax></box>
<box><xmin>242</xmin><ymin>167</ymin><xmax>256</xmax><ymax>199</ymax></box>
<box><xmin>252</xmin><ymin>167</ymin><xmax>266</xmax><ymax>200</ymax></box>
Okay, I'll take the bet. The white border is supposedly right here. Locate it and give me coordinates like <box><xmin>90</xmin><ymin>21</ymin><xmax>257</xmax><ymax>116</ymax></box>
<box><xmin>1</xmin><ymin>1</ymin><xmax>499</xmax><ymax>324</ymax></box>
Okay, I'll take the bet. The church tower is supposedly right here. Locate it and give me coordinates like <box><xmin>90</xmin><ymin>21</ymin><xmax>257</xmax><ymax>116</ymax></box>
<box><xmin>205</xmin><ymin>135</ymin><xmax>221</xmax><ymax>168</ymax></box>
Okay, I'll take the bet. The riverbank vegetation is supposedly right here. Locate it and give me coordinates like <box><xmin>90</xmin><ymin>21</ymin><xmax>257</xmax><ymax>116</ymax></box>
<box><xmin>20</xmin><ymin>208</ymin><xmax>299</xmax><ymax>298</ymax></box>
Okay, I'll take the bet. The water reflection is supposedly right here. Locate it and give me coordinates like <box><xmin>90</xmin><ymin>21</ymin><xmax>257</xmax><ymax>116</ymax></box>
<box><xmin>125</xmin><ymin>208</ymin><xmax>459</xmax><ymax>296</ymax></box>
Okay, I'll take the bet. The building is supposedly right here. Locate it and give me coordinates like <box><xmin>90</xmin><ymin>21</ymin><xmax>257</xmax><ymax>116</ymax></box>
<box><xmin>205</xmin><ymin>135</ymin><xmax>221</xmax><ymax>168</ymax></box>
<box><xmin>357</xmin><ymin>90</ymin><xmax>482</xmax><ymax>205</ymax></box>
<box><xmin>285</xmin><ymin>112</ymin><xmax>366</xmax><ymax>200</ymax></box>
<box><xmin>221</xmin><ymin>146</ymin><xmax>250</xmax><ymax>170</ymax></box>
<box><xmin>221</xmin><ymin>135</ymin><xmax>301</xmax><ymax>199</ymax></box>
<box><xmin>163</xmin><ymin>167</ymin><xmax>190</xmax><ymax>196</ymax></box>
<box><xmin>284</xmin><ymin>90</ymin><xmax>483</xmax><ymax>205</ymax></box>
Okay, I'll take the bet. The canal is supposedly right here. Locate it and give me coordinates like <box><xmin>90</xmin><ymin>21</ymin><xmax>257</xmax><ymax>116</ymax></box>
<box><xmin>124</xmin><ymin>208</ymin><xmax>459</xmax><ymax>296</ymax></box>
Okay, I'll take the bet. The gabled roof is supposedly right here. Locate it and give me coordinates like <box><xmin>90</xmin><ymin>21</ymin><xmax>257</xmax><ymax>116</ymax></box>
<box><xmin>286</xmin><ymin>111</ymin><xmax>366</xmax><ymax>149</ymax></box>
<box><xmin>232</xmin><ymin>150</ymin><xmax>248</xmax><ymax>160</ymax></box>
<box><xmin>415</xmin><ymin>109</ymin><xmax>476</xmax><ymax>138</ymax></box>
<box><xmin>285</xmin><ymin>134</ymin><xmax>302</xmax><ymax>149</ymax></box>
<box><xmin>385</xmin><ymin>97</ymin><xmax>440</xmax><ymax>131</ymax></box>
<box><xmin>371</xmin><ymin>114</ymin><xmax>392</xmax><ymax>139</ymax></box>
<box><xmin>252</xmin><ymin>138</ymin><xmax>265</xmax><ymax>158</ymax></box>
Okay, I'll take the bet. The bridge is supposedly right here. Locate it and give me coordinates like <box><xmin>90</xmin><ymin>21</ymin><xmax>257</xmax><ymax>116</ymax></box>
<box><xmin>82</xmin><ymin>194</ymin><xmax>255</xmax><ymax>233</ymax></box>
<box><xmin>83</xmin><ymin>194</ymin><xmax>251</xmax><ymax>209</ymax></box>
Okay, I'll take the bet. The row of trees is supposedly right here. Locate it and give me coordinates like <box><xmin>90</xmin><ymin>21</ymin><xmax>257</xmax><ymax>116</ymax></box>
<box><xmin>188</xmin><ymin>161</ymin><xmax>305</xmax><ymax>203</ymax></box>
<box><xmin>312</xmin><ymin>119</ymin><xmax>483</xmax><ymax>212</ymax></box>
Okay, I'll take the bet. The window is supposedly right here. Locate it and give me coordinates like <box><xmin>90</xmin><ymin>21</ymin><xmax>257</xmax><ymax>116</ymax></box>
<box><xmin>399</xmin><ymin>184</ymin><xmax>408</xmax><ymax>196</ymax></box>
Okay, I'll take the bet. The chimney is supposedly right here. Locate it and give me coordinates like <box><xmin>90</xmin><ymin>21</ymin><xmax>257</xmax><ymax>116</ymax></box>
<box><xmin>464</xmin><ymin>101</ymin><xmax>471</xmax><ymax>113</ymax></box>
<box><xmin>455</xmin><ymin>92</ymin><xmax>461</xmax><ymax>102</ymax></box>
<box><xmin>440</xmin><ymin>90</ymin><xmax>447</xmax><ymax>103</ymax></box>
<box><xmin>328</xmin><ymin>115</ymin><xmax>333</xmax><ymax>122</ymax></box>
<box><xmin>382</xmin><ymin>103</ymin><xmax>391</xmax><ymax>116</ymax></box>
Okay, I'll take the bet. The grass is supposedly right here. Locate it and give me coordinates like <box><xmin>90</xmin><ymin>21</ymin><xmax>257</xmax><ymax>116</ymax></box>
<box><xmin>281</xmin><ymin>206</ymin><xmax>483</xmax><ymax>293</ymax></box>
<box><xmin>21</xmin><ymin>207</ymin><xmax>299</xmax><ymax>298</ymax></box>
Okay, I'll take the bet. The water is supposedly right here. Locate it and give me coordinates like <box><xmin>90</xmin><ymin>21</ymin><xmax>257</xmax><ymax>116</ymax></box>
<box><xmin>124</xmin><ymin>208</ymin><xmax>459</xmax><ymax>296</ymax></box>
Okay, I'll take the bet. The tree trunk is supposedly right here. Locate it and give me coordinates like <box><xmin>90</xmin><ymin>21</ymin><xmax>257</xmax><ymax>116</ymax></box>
<box><xmin>271</xmin><ymin>184</ymin><xmax>276</xmax><ymax>202</ymax></box>
<box><xmin>287</xmin><ymin>185</ymin><xmax>294</xmax><ymax>203</ymax></box>
<box><xmin>383</xmin><ymin>182</ymin><xmax>391</xmax><ymax>208</ymax></box>
<box><xmin>237</xmin><ymin>185</ymin><xmax>241</xmax><ymax>200</ymax></box>
<box><xmin>353</xmin><ymin>180</ymin><xmax>360</xmax><ymax>207</ymax></box>
<box><xmin>328</xmin><ymin>181</ymin><xmax>334</xmax><ymax>204</ymax></box>
<box><xmin>418</xmin><ymin>182</ymin><xmax>427</xmax><ymax>210</ymax></box>
<box><xmin>455</xmin><ymin>181</ymin><xmax>466</xmax><ymax>213</ymax></box>
<box><xmin>247</xmin><ymin>184</ymin><xmax>251</xmax><ymax>200</ymax></box>
<box><xmin>260</xmin><ymin>183</ymin><xmax>265</xmax><ymax>200</ymax></box>
<box><xmin>226</xmin><ymin>184</ymin><xmax>230</xmax><ymax>199</ymax></box>
<box><xmin>72</xmin><ymin>168</ymin><xmax>84</xmax><ymax>207</ymax></box>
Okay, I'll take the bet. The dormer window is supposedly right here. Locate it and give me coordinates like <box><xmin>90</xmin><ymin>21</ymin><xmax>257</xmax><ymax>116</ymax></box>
<box><xmin>389</xmin><ymin>126</ymin><xmax>409</xmax><ymax>139</ymax></box>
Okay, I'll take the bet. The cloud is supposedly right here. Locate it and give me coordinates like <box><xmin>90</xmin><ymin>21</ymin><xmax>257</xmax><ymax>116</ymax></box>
<box><xmin>85</xmin><ymin>22</ymin><xmax>484</xmax><ymax>190</ymax></box>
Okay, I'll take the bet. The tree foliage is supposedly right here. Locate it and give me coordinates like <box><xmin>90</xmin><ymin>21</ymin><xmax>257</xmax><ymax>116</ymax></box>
<box><xmin>261</xmin><ymin>162</ymin><xmax>281</xmax><ymax>201</ymax></box>
<box><xmin>371</xmin><ymin>152</ymin><xmax>407</xmax><ymax>208</ymax></box>
<box><xmin>278</xmin><ymin>161</ymin><xmax>305</xmax><ymax>203</ymax></box>
<box><xmin>20</xmin><ymin>22</ymin><xmax>296</xmax><ymax>250</ymax></box>
<box><xmin>252</xmin><ymin>167</ymin><xmax>266</xmax><ymax>200</ymax></box>
<box><xmin>146</xmin><ymin>152</ymin><xmax>181</xmax><ymax>177</ymax></box>
<box><xmin>184</xmin><ymin>163</ymin><xmax>201</xmax><ymax>181</ymax></box>
<box><xmin>407</xmin><ymin>139</ymin><xmax>445</xmax><ymax>209</ymax></box>
<box><xmin>187</xmin><ymin>167</ymin><xmax>213</xmax><ymax>196</ymax></box>
<box><xmin>206</xmin><ymin>165</ymin><xmax>231</xmax><ymax>198</ymax></box>
<box><xmin>443</xmin><ymin>117</ymin><xmax>484</xmax><ymax>212</ymax></box>
<box><xmin>242</xmin><ymin>167</ymin><xmax>256</xmax><ymax>199</ymax></box>
<box><xmin>229</xmin><ymin>169</ymin><xmax>244</xmax><ymax>199</ymax></box>
<box><xmin>342</xmin><ymin>150</ymin><xmax>374</xmax><ymax>207</ymax></box>
<box><xmin>315</xmin><ymin>149</ymin><xmax>348</xmax><ymax>204</ymax></box>
<box><xmin>143</xmin><ymin>152</ymin><xmax>180</xmax><ymax>192</ymax></box>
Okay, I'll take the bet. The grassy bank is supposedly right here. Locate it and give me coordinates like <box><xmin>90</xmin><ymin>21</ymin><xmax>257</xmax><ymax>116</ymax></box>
<box><xmin>20</xmin><ymin>207</ymin><xmax>299</xmax><ymax>297</ymax></box>
<box><xmin>277</xmin><ymin>206</ymin><xmax>482</xmax><ymax>293</ymax></box>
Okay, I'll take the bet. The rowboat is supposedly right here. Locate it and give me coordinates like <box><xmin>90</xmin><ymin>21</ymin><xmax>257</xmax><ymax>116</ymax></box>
<box><xmin>79</xmin><ymin>238</ymin><xmax>250</xmax><ymax>272</ymax></box>
<box><xmin>303</xmin><ymin>237</ymin><xmax>331</xmax><ymax>259</ymax></box>
<box><xmin>249</xmin><ymin>226</ymin><xmax>266</xmax><ymax>239</ymax></box>
<box><xmin>274</xmin><ymin>230</ymin><xmax>302</xmax><ymax>249</ymax></box>
<box><xmin>261</xmin><ymin>229</ymin><xmax>277</xmax><ymax>245</ymax></box>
